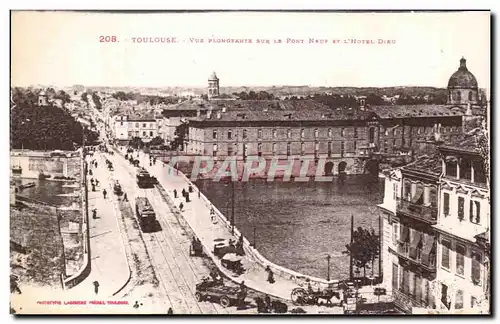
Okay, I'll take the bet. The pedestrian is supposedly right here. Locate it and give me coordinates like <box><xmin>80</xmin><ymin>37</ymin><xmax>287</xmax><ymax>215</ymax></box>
<box><xmin>91</xmin><ymin>183</ymin><xmax>96</xmax><ymax>192</ymax></box>
<box><xmin>185</xmin><ymin>192</ymin><xmax>190</xmax><ymax>203</ymax></box>
<box><xmin>102</xmin><ymin>189</ymin><xmax>107</xmax><ymax>199</ymax></box>
<box><xmin>123</xmin><ymin>193</ymin><xmax>128</xmax><ymax>202</ymax></box>
<box><xmin>93</xmin><ymin>281</ymin><xmax>100</xmax><ymax>295</ymax></box>
<box><xmin>237</xmin><ymin>281</ymin><xmax>247</xmax><ymax>310</ymax></box>
<box><xmin>265</xmin><ymin>266</ymin><xmax>275</xmax><ymax>284</ymax></box>
<box><xmin>89</xmin><ymin>169</ymin><xmax>93</xmax><ymax>176</ymax></box>
<box><xmin>92</xmin><ymin>208</ymin><xmax>97</xmax><ymax>219</ymax></box>
<box><xmin>95</xmin><ymin>179</ymin><xmax>100</xmax><ymax>186</ymax></box>
<box><xmin>173</xmin><ymin>189</ymin><xmax>178</xmax><ymax>198</ymax></box>
<box><xmin>133</xmin><ymin>301</ymin><xmax>140</xmax><ymax>309</ymax></box>
<box><xmin>90</xmin><ymin>178</ymin><xmax>95</xmax><ymax>185</ymax></box>
<box><xmin>167</xmin><ymin>307</ymin><xmax>173</xmax><ymax>315</ymax></box>
<box><xmin>198</xmin><ymin>190</ymin><xmax>201</xmax><ymax>199</ymax></box>
<box><xmin>188</xmin><ymin>185</ymin><xmax>193</xmax><ymax>193</ymax></box>
<box><xmin>264</xmin><ymin>295</ymin><xmax>272</xmax><ymax>311</ymax></box>
<box><xmin>181</xmin><ymin>188</ymin><xmax>186</xmax><ymax>198</ymax></box>
<box><xmin>179</xmin><ymin>202</ymin><xmax>184</xmax><ymax>212</ymax></box>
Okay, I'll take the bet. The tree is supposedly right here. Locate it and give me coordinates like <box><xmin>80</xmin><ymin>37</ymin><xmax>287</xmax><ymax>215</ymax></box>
<box><xmin>170</xmin><ymin>122</ymin><xmax>189</xmax><ymax>150</ymax></box>
<box><xmin>148</xmin><ymin>136</ymin><xmax>164</xmax><ymax>147</ymax></box>
<box><xmin>129</xmin><ymin>137</ymin><xmax>144</xmax><ymax>149</ymax></box>
<box><xmin>11</xmin><ymin>103</ymin><xmax>99</xmax><ymax>150</ymax></box>
<box><xmin>344</xmin><ymin>227</ymin><xmax>379</xmax><ymax>277</ymax></box>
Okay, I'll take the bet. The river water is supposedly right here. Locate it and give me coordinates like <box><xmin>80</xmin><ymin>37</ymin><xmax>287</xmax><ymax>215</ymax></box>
<box><xmin>13</xmin><ymin>179</ymin><xmax>79</xmax><ymax>206</ymax></box>
<box><xmin>196</xmin><ymin>175</ymin><xmax>384</xmax><ymax>280</ymax></box>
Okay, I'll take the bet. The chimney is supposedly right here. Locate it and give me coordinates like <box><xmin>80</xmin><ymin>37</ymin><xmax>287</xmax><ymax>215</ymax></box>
<box><xmin>197</xmin><ymin>109</ymin><xmax>200</xmax><ymax>117</ymax></box>
<box><xmin>216</xmin><ymin>111</ymin><xmax>222</xmax><ymax>119</ymax></box>
<box><xmin>221</xmin><ymin>105</ymin><xmax>227</xmax><ymax>113</ymax></box>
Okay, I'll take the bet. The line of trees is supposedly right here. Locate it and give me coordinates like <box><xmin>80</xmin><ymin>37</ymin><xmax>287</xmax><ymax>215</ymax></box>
<box><xmin>111</xmin><ymin>91</ymin><xmax>178</xmax><ymax>105</ymax></box>
<box><xmin>11</xmin><ymin>104</ymin><xmax>99</xmax><ymax>150</ymax></box>
<box><xmin>232</xmin><ymin>91</ymin><xmax>275</xmax><ymax>100</ymax></box>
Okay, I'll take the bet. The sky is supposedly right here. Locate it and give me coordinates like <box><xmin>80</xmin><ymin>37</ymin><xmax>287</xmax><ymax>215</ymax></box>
<box><xmin>11</xmin><ymin>11</ymin><xmax>490</xmax><ymax>89</ymax></box>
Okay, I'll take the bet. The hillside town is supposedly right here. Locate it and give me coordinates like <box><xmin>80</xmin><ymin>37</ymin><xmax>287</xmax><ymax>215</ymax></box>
<box><xmin>10</xmin><ymin>56</ymin><xmax>490</xmax><ymax>315</ymax></box>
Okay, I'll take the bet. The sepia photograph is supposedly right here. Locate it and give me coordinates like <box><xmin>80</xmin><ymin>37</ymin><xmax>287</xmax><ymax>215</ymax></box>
<box><xmin>9</xmin><ymin>10</ymin><xmax>491</xmax><ymax>315</ymax></box>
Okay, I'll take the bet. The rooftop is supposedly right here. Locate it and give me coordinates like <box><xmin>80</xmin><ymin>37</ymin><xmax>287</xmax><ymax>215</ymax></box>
<box><xmin>402</xmin><ymin>153</ymin><xmax>442</xmax><ymax>177</ymax></box>
<box><xmin>370</xmin><ymin>104</ymin><xmax>464</xmax><ymax>119</ymax></box>
<box><xmin>192</xmin><ymin>100</ymin><xmax>376</xmax><ymax>122</ymax></box>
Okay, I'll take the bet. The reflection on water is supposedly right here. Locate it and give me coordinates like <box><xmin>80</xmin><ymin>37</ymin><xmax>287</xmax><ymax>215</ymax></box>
<box><xmin>13</xmin><ymin>179</ymin><xmax>79</xmax><ymax>206</ymax></box>
<box><xmin>196</xmin><ymin>175</ymin><xmax>384</xmax><ymax>279</ymax></box>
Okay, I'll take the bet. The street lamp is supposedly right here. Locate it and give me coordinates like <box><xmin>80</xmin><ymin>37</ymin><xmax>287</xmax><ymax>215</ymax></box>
<box><xmin>326</xmin><ymin>254</ymin><xmax>331</xmax><ymax>281</ymax></box>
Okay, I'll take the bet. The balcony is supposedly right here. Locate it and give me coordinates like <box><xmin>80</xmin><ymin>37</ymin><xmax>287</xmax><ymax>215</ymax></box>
<box><xmin>396</xmin><ymin>199</ymin><xmax>437</xmax><ymax>224</ymax></box>
<box><xmin>393</xmin><ymin>289</ymin><xmax>429</xmax><ymax>314</ymax></box>
<box><xmin>391</xmin><ymin>241</ymin><xmax>436</xmax><ymax>272</ymax></box>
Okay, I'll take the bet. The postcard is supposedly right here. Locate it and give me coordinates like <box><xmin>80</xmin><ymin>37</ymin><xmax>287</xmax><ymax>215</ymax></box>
<box><xmin>10</xmin><ymin>10</ymin><xmax>490</xmax><ymax>315</ymax></box>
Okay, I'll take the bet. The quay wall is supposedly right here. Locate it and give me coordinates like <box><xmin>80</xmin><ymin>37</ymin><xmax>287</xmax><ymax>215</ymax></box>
<box><xmin>10</xmin><ymin>150</ymin><xmax>81</xmax><ymax>179</ymax></box>
<box><xmin>156</xmin><ymin>154</ymin><xmax>367</xmax><ymax>179</ymax></box>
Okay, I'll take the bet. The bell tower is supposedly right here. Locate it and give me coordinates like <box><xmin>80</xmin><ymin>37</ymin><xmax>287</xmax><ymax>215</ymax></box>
<box><xmin>208</xmin><ymin>72</ymin><xmax>220</xmax><ymax>99</ymax></box>
<box><xmin>38</xmin><ymin>90</ymin><xmax>48</xmax><ymax>106</ymax></box>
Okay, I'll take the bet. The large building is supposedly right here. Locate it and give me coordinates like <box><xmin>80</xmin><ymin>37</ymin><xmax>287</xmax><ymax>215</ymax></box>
<box><xmin>185</xmin><ymin>100</ymin><xmax>465</xmax><ymax>175</ymax></box>
<box><xmin>434</xmin><ymin>135</ymin><xmax>490</xmax><ymax>313</ymax></box>
<box><xmin>378</xmin><ymin>129</ymin><xmax>490</xmax><ymax>314</ymax></box>
<box><xmin>112</xmin><ymin>112</ymin><xmax>162</xmax><ymax>143</ymax></box>
<box><xmin>377</xmin><ymin>56</ymin><xmax>489</xmax><ymax>314</ymax></box>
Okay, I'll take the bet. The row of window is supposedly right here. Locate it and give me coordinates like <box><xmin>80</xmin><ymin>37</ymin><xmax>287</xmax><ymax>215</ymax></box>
<box><xmin>449</xmin><ymin>90</ymin><xmax>475</xmax><ymax>102</ymax></box>
<box><xmin>127</xmin><ymin>131</ymin><xmax>155</xmax><ymax>137</ymax></box>
<box><xmin>212</xmin><ymin>127</ymin><xmax>360</xmax><ymax>140</ymax></box>
<box><xmin>392</xmin><ymin>263</ymin><xmax>434</xmax><ymax>307</ymax></box>
<box><xmin>393</xmin><ymin>264</ymin><xmax>480</xmax><ymax>310</ymax></box>
<box><xmin>442</xmin><ymin>193</ymin><xmax>481</xmax><ymax>224</ymax></box>
<box><xmin>120</xmin><ymin>121</ymin><xmax>156</xmax><ymax>128</ymax></box>
<box><xmin>441</xmin><ymin>239</ymin><xmax>482</xmax><ymax>284</ymax></box>
<box><xmin>382</xmin><ymin>125</ymin><xmax>459</xmax><ymax>137</ymax></box>
<box><xmin>211</xmin><ymin>141</ymin><xmax>353</xmax><ymax>157</ymax></box>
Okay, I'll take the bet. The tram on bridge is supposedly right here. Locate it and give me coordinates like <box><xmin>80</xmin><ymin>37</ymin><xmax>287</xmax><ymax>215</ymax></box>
<box><xmin>136</xmin><ymin>168</ymin><xmax>157</xmax><ymax>188</ymax></box>
<box><xmin>135</xmin><ymin>197</ymin><xmax>156</xmax><ymax>230</ymax></box>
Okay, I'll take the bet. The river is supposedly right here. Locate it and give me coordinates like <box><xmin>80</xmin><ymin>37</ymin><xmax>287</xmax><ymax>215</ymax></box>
<box><xmin>196</xmin><ymin>175</ymin><xmax>384</xmax><ymax>280</ymax></box>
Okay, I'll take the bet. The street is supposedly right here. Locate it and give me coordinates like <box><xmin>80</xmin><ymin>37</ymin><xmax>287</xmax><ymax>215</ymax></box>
<box><xmin>107</xmin><ymin>149</ymin><xmax>243</xmax><ymax>314</ymax></box>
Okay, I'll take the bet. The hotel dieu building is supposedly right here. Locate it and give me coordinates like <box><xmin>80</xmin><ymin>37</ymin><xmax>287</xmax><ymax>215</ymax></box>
<box><xmin>179</xmin><ymin>58</ymin><xmax>482</xmax><ymax>176</ymax></box>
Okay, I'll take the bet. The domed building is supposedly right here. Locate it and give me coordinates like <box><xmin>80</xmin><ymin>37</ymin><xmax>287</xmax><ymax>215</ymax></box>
<box><xmin>447</xmin><ymin>57</ymin><xmax>479</xmax><ymax>106</ymax></box>
<box><xmin>207</xmin><ymin>72</ymin><xmax>220</xmax><ymax>99</ymax></box>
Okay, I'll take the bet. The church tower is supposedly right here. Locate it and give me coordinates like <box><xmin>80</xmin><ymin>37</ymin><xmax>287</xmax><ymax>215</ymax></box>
<box><xmin>447</xmin><ymin>57</ymin><xmax>479</xmax><ymax>106</ymax></box>
<box><xmin>38</xmin><ymin>90</ymin><xmax>48</xmax><ymax>106</ymax></box>
<box><xmin>208</xmin><ymin>72</ymin><xmax>220</xmax><ymax>99</ymax></box>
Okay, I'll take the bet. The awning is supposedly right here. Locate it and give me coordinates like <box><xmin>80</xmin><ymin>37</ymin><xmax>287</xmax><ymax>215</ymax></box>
<box><xmin>409</xmin><ymin>231</ymin><xmax>422</xmax><ymax>259</ymax></box>
<box><xmin>400</xmin><ymin>225</ymin><xmax>410</xmax><ymax>243</ymax></box>
<box><xmin>421</xmin><ymin>234</ymin><xmax>436</xmax><ymax>267</ymax></box>
<box><xmin>411</xmin><ymin>185</ymin><xmax>424</xmax><ymax>204</ymax></box>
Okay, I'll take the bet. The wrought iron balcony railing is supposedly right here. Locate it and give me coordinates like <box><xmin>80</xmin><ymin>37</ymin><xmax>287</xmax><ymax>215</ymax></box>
<box><xmin>396</xmin><ymin>199</ymin><xmax>438</xmax><ymax>224</ymax></box>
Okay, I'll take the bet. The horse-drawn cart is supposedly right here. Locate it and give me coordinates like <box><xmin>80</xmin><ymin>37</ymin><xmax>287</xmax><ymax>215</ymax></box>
<box><xmin>290</xmin><ymin>285</ymin><xmax>343</xmax><ymax>307</ymax></box>
<box><xmin>195</xmin><ymin>278</ymin><xmax>246</xmax><ymax>308</ymax></box>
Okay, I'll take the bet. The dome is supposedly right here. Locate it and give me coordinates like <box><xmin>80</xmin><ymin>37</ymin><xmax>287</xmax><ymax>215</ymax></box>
<box><xmin>447</xmin><ymin>57</ymin><xmax>478</xmax><ymax>89</ymax></box>
<box><xmin>208</xmin><ymin>72</ymin><xmax>219</xmax><ymax>81</ymax></box>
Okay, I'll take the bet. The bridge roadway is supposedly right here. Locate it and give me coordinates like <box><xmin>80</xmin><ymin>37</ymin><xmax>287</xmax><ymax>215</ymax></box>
<box><xmin>109</xmin><ymin>152</ymin><xmax>237</xmax><ymax>314</ymax></box>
